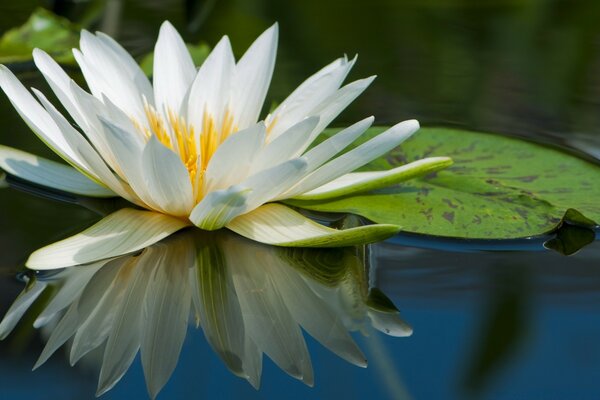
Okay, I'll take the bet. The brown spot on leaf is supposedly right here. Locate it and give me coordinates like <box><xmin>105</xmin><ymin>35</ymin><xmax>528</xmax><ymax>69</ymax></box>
<box><xmin>443</xmin><ymin>211</ymin><xmax>455</xmax><ymax>223</ymax></box>
<box><xmin>442</xmin><ymin>198</ymin><xmax>459</xmax><ymax>209</ymax></box>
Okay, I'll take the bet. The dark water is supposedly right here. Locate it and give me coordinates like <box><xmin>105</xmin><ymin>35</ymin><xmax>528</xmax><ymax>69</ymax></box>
<box><xmin>1</xmin><ymin>1</ymin><xmax>600</xmax><ymax>399</ymax></box>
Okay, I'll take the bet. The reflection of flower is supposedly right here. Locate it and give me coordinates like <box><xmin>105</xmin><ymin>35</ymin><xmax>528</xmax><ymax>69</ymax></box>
<box><xmin>0</xmin><ymin>231</ymin><xmax>411</xmax><ymax>398</ymax></box>
<box><xmin>0</xmin><ymin>21</ymin><xmax>452</xmax><ymax>269</ymax></box>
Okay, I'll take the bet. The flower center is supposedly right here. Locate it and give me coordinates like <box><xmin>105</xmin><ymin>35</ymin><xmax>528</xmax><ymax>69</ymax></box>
<box><xmin>137</xmin><ymin>102</ymin><xmax>237</xmax><ymax>201</ymax></box>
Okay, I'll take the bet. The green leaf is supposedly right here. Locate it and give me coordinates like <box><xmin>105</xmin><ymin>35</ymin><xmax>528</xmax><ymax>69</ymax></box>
<box><xmin>0</xmin><ymin>8</ymin><xmax>80</xmax><ymax>65</ymax></box>
<box><xmin>287</xmin><ymin>127</ymin><xmax>600</xmax><ymax>239</ymax></box>
<box><xmin>139</xmin><ymin>42</ymin><xmax>210</xmax><ymax>76</ymax></box>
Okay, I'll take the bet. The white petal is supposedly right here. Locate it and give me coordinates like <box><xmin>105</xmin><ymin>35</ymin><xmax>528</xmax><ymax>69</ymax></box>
<box><xmin>99</xmin><ymin>118</ymin><xmax>158</xmax><ymax>209</ymax></box>
<box><xmin>276</xmin><ymin>117</ymin><xmax>373</xmax><ymax>199</ymax></box>
<box><xmin>203</xmin><ymin>123</ymin><xmax>266</xmax><ymax>193</ymax></box>
<box><xmin>153</xmin><ymin>21</ymin><xmax>196</xmax><ymax>116</ymax></box>
<box><xmin>33</xmin><ymin>89</ymin><xmax>140</xmax><ymax>202</ymax></box>
<box><xmin>189</xmin><ymin>185</ymin><xmax>251</xmax><ymax>230</ymax></box>
<box><xmin>26</xmin><ymin>208</ymin><xmax>190</xmax><ymax>269</ymax></box>
<box><xmin>194</xmin><ymin>157</ymin><xmax>307</xmax><ymax>230</ymax></box>
<box><xmin>0</xmin><ymin>279</ymin><xmax>47</xmax><ymax>340</ymax></box>
<box><xmin>33</xmin><ymin>49</ymin><xmax>91</xmax><ymax>133</ymax></box>
<box><xmin>301</xmin><ymin>116</ymin><xmax>373</xmax><ymax>169</ymax></box>
<box><xmin>186</xmin><ymin>36</ymin><xmax>235</xmax><ymax>138</ymax></box>
<box><xmin>267</xmin><ymin>55</ymin><xmax>355</xmax><ymax>139</ymax></box>
<box><xmin>0</xmin><ymin>145</ymin><xmax>115</xmax><ymax>197</ymax></box>
<box><xmin>0</xmin><ymin>66</ymin><xmax>101</xmax><ymax>174</ymax></box>
<box><xmin>141</xmin><ymin>245</ymin><xmax>192</xmax><ymax>399</ymax></box>
<box><xmin>95</xmin><ymin>31</ymin><xmax>155</xmax><ymax>102</ymax></box>
<box><xmin>286</xmin><ymin>119</ymin><xmax>420</xmax><ymax>197</ymax></box>
<box><xmin>307</xmin><ymin>76</ymin><xmax>375</xmax><ymax>139</ymax></box>
<box><xmin>292</xmin><ymin>157</ymin><xmax>453</xmax><ymax>200</ymax></box>
<box><xmin>77</xmin><ymin>31</ymin><xmax>152</xmax><ymax>124</ymax></box>
<box><xmin>226</xmin><ymin>203</ymin><xmax>400</xmax><ymax>247</ymax></box>
<box><xmin>251</xmin><ymin>116</ymin><xmax>319</xmax><ymax>174</ymax></box>
<box><xmin>141</xmin><ymin>136</ymin><xmax>194</xmax><ymax>216</ymax></box>
<box><xmin>230</xmin><ymin>23</ymin><xmax>278</xmax><ymax>129</ymax></box>
<box><xmin>241</xmin><ymin>157</ymin><xmax>308</xmax><ymax>210</ymax></box>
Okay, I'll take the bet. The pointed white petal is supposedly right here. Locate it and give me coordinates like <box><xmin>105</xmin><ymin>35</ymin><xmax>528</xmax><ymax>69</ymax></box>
<box><xmin>77</xmin><ymin>31</ymin><xmax>152</xmax><ymax>124</ymax></box>
<box><xmin>0</xmin><ymin>280</ymin><xmax>47</xmax><ymax>340</ymax></box>
<box><xmin>189</xmin><ymin>185</ymin><xmax>251</xmax><ymax>230</ymax></box>
<box><xmin>241</xmin><ymin>157</ymin><xmax>308</xmax><ymax>210</ymax></box>
<box><xmin>203</xmin><ymin>123</ymin><xmax>266</xmax><ymax>193</ymax></box>
<box><xmin>186</xmin><ymin>36</ymin><xmax>235</xmax><ymax>137</ymax></box>
<box><xmin>251</xmin><ymin>116</ymin><xmax>319</xmax><ymax>174</ymax></box>
<box><xmin>0</xmin><ymin>145</ymin><xmax>115</xmax><ymax>197</ymax></box>
<box><xmin>303</xmin><ymin>117</ymin><xmax>373</xmax><ymax>165</ymax></box>
<box><xmin>141</xmin><ymin>136</ymin><xmax>194</xmax><ymax>216</ymax></box>
<box><xmin>226</xmin><ymin>203</ymin><xmax>400</xmax><ymax>247</ymax></box>
<box><xmin>267</xmin><ymin>56</ymin><xmax>355</xmax><ymax>138</ymax></box>
<box><xmin>267</xmin><ymin>117</ymin><xmax>374</xmax><ymax>199</ymax></box>
<box><xmin>153</xmin><ymin>21</ymin><xmax>196</xmax><ymax>116</ymax></box>
<box><xmin>293</xmin><ymin>157</ymin><xmax>453</xmax><ymax>200</ymax></box>
<box><xmin>33</xmin><ymin>89</ymin><xmax>139</xmax><ymax>202</ymax></box>
<box><xmin>308</xmin><ymin>76</ymin><xmax>375</xmax><ymax>138</ymax></box>
<box><xmin>286</xmin><ymin>119</ymin><xmax>420</xmax><ymax>197</ymax></box>
<box><xmin>33</xmin><ymin>49</ymin><xmax>91</xmax><ymax>133</ymax></box>
<box><xmin>141</xmin><ymin>246</ymin><xmax>192</xmax><ymax>399</ymax></box>
<box><xmin>95</xmin><ymin>31</ymin><xmax>155</xmax><ymax>102</ymax></box>
<box><xmin>26</xmin><ymin>208</ymin><xmax>190</xmax><ymax>269</ymax></box>
<box><xmin>0</xmin><ymin>66</ymin><xmax>103</xmax><ymax>174</ymax></box>
<box><xmin>99</xmin><ymin>118</ymin><xmax>159</xmax><ymax>209</ymax></box>
<box><xmin>230</xmin><ymin>24</ymin><xmax>278</xmax><ymax>129</ymax></box>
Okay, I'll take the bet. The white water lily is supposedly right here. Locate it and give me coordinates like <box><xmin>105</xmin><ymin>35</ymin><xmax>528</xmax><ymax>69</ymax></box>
<box><xmin>0</xmin><ymin>21</ymin><xmax>451</xmax><ymax>269</ymax></box>
<box><xmin>0</xmin><ymin>230</ymin><xmax>411</xmax><ymax>398</ymax></box>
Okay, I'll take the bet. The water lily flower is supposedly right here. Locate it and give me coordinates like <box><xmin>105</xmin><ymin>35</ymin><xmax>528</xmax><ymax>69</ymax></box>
<box><xmin>0</xmin><ymin>230</ymin><xmax>411</xmax><ymax>398</ymax></box>
<box><xmin>0</xmin><ymin>22</ymin><xmax>452</xmax><ymax>269</ymax></box>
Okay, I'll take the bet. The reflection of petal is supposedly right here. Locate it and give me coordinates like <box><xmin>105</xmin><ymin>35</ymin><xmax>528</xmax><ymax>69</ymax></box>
<box><xmin>0</xmin><ymin>278</ymin><xmax>47</xmax><ymax>339</ymax></box>
<box><xmin>141</xmin><ymin>238</ymin><xmax>194</xmax><ymax>399</ymax></box>
<box><xmin>193</xmin><ymin>236</ymin><xmax>247</xmax><ymax>379</ymax></box>
<box><xmin>1</xmin><ymin>229</ymin><xmax>411</xmax><ymax>398</ymax></box>
<box><xmin>97</xmin><ymin>255</ymin><xmax>155</xmax><ymax>396</ymax></box>
<box><xmin>229</xmin><ymin>249</ymin><xmax>314</xmax><ymax>385</ymax></box>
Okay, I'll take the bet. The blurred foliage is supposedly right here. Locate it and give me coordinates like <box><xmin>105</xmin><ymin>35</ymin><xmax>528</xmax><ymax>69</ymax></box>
<box><xmin>0</xmin><ymin>7</ymin><xmax>80</xmax><ymax>65</ymax></box>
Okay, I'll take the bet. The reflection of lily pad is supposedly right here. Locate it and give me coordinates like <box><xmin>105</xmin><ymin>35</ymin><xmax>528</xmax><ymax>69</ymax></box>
<box><xmin>288</xmin><ymin>128</ymin><xmax>600</xmax><ymax>239</ymax></box>
<box><xmin>139</xmin><ymin>42</ymin><xmax>210</xmax><ymax>76</ymax></box>
<box><xmin>0</xmin><ymin>8</ymin><xmax>80</xmax><ymax>65</ymax></box>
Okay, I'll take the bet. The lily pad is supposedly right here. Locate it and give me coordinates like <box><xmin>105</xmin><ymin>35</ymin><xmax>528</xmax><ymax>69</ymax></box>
<box><xmin>0</xmin><ymin>8</ymin><xmax>80</xmax><ymax>65</ymax></box>
<box><xmin>287</xmin><ymin>127</ymin><xmax>600</xmax><ymax>239</ymax></box>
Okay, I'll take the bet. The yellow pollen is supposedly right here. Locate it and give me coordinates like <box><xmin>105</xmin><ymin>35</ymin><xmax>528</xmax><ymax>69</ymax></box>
<box><xmin>136</xmin><ymin>103</ymin><xmax>238</xmax><ymax>202</ymax></box>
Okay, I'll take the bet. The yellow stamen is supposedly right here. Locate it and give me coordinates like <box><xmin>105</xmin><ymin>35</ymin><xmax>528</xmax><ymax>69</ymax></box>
<box><xmin>135</xmin><ymin>104</ymin><xmax>239</xmax><ymax>204</ymax></box>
